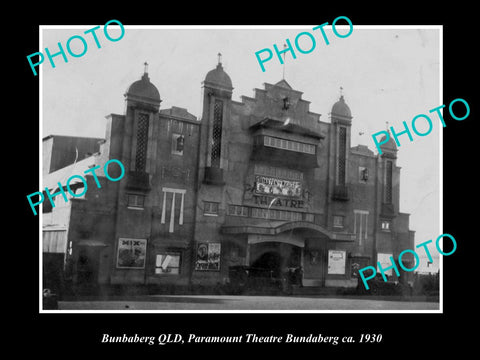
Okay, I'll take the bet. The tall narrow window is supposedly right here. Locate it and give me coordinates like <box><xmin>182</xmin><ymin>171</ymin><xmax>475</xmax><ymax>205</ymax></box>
<box><xmin>353</xmin><ymin>210</ymin><xmax>369</xmax><ymax>246</ymax></box>
<box><xmin>359</xmin><ymin>166</ymin><xmax>369</xmax><ymax>183</ymax></box>
<box><xmin>211</xmin><ymin>99</ymin><xmax>224</xmax><ymax>168</ymax></box>
<box><xmin>338</xmin><ymin>126</ymin><xmax>347</xmax><ymax>185</ymax></box>
<box><xmin>171</xmin><ymin>133</ymin><xmax>184</xmax><ymax>155</ymax></box>
<box><xmin>135</xmin><ymin>113</ymin><xmax>149</xmax><ymax>172</ymax></box>
<box><xmin>385</xmin><ymin>160</ymin><xmax>393</xmax><ymax>203</ymax></box>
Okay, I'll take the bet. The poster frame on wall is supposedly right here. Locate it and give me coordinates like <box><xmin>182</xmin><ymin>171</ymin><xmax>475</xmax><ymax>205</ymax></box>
<box><xmin>327</xmin><ymin>249</ymin><xmax>346</xmax><ymax>275</ymax></box>
<box><xmin>195</xmin><ymin>242</ymin><xmax>221</xmax><ymax>271</ymax></box>
<box><xmin>116</xmin><ymin>238</ymin><xmax>147</xmax><ymax>269</ymax></box>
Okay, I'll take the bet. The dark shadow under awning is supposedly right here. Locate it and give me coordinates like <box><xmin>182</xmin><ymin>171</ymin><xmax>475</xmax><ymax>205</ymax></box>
<box><xmin>250</xmin><ymin>144</ymin><xmax>319</xmax><ymax>169</ymax></box>
<box><xmin>77</xmin><ymin>239</ymin><xmax>108</xmax><ymax>247</ymax></box>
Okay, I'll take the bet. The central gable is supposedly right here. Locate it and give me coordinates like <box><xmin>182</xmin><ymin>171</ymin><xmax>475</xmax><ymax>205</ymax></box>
<box><xmin>246</xmin><ymin>80</ymin><xmax>322</xmax><ymax>133</ymax></box>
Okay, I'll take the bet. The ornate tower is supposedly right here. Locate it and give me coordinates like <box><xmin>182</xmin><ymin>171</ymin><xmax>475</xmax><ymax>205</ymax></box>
<box><xmin>123</xmin><ymin>63</ymin><xmax>162</xmax><ymax>189</ymax></box>
<box><xmin>199</xmin><ymin>54</ymin><xmax>233</xmax><ymax>185</ymax></box>
<box><xmin>378</xmin><ymin>130</ymin><xmax>398</xmax><ymax>219</ymax></box>
<box><xmin>330</xmin><ymin>94</ymin><xmax>353</xmax><ymax>200</ymax></box>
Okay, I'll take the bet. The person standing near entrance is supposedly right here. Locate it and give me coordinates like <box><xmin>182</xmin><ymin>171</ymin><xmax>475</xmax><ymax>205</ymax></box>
<box><xmin>294</xmin><ymin>266</ymin><xmax>304</xmax><ymax>287</ymax></box>
<box><xmin>64</xmin><ymin>256</ymin><xmax>75</xmax><ymax>297</ymax></box>
<box><xmin>282</xmin><ymin>266</ymin><xmax>293</xmax><ymax>294</ymax></box>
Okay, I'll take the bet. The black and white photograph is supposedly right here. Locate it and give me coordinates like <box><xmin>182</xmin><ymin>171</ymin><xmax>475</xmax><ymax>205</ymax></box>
<box><xmin>39</xmin><ymin>24</ymin><xmax>442</xmax><ymax>312</ymax></box>
<box><xmin>15</xmin><ymin>6</ymin><xmax>476</xmax><ymax>356</ymax></box>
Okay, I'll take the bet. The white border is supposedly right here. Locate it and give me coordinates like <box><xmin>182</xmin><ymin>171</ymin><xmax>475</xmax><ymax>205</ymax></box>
<box><xmin>39</xmin><ymin>24</ymin><xmax>443</xmax><ymax>314</ymax></box>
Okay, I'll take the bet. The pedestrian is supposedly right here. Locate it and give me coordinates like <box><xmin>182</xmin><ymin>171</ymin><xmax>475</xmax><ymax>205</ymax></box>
<box><xmin>295</xmin><ymin>266</ymin><xmax>304</xmax><ymax>287</ymax></box>
<box><xmin>43</xmin><ymin>288</ymin><xmax>58</xmax><ymax>310</ymax></box>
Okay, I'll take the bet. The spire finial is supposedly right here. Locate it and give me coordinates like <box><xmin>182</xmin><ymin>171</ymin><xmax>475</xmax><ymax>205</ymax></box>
<box><xmin>144</xmin><ymin>61</ymin><xmax>149</xmax><ymax>74</ymax></box>
<box><xmin>217</xmin><ymin>52</ymin><xmax>222</xmax><ymax>65</ymax></box>
<box><xmin>339</xmin><ymin>86</ymin><xmax>344</xmax><ymax>97</ymax></box>
<box><xmin>385</xmin><ymin>121</ymin><xmax>390</xmax><ymax>131</ymax></box>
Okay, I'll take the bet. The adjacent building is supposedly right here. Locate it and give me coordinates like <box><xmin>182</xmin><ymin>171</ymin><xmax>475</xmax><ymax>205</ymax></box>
<box><xmin>42</xmin><ymin>59</ymin><xmax>415</xmax><ymax>294</ymax></box>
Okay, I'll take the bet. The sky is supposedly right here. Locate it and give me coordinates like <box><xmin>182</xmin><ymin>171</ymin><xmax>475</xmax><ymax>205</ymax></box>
<box><xmin>41</xmin><ymin>25</ymin><xmax>441</xmax><ymax>273</ymax></box>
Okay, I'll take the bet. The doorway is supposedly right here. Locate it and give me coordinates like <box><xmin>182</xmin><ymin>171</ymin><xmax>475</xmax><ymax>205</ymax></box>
<box><xmin>251</xmin><ymin>251</ymin><xmax>283</xmax><ymax>278</ymax></box>
<box><xmin>250</xmin><ymin>242</ymin><xmax>302</xmax><ymax>277</ymax></box>
<box><xmin>76</xmin><ymin>246</ymin><xmax>101</xmax><ymax>290</ymax></box>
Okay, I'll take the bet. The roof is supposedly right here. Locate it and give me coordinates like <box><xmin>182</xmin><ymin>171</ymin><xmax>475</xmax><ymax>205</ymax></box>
<box><xmin>43</xmin><ymin>155</ymin><xmax>97</xmax><ymax>190</ymax></box>
<box><xmin>331</xmin><ymin>95</ymin><xmax>352</xmax><ymax>119</ymax></box>
<box><xmin>159</xmin><ymin>106</ymin><xmax>198</xmax><ymax>122</ymax></box>
<box><xmin>274</xmin><ymin>79</ymin><xmax>293</xmax><ymax>90</ymax></box>
<box><xmin>379</xmin><ymin>131</ymin><xmax>398</xmax><ymax>153</ymax></box>
<box><xmin>204</xmin><ymin>63</ymin><xmax>233</xmax><ymax>89</ymax></box>
<box><xmin>42</xmin><ymin>134</ymin><xmax>104</xmax><ymax>142</ymax></box>
<box><xmin>125</xmin><ymin>72</ymin><xmax>161</xmax><ymax>103</ymax></box>
<box><xmin>351</xmin><ymin>144</ymin><xmax>375</xmax><ymax>157</ymax></box>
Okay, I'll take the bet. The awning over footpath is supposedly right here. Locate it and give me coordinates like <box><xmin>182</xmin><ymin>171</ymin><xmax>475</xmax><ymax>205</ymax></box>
<box><xmin>77</xmin><ymin>239</ymin><xmax>109</xmax><ymax>247</ymax></box>
<box><xmin>221</xmin><ymin>220</ymin><xmax>333</xmax><ymax>238</ymax></box>
<box><xmin>221</xmin><ymin>218</ymin><xmax>357</xmax><ymax>242</ymax></box>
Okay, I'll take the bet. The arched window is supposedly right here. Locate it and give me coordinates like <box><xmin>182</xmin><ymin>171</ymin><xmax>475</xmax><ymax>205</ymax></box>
<box><xmin>135</xmin><ymin>113</ymin><xmax>149</xmax><ymax>172</ymax></box>
<box><xmin>385</xmin><ymin>160</ymin><xmax>393</xmax><ymax>203</ymax></box>
<box><xmin>211</xmin><ymin>99</ymin><xmax>223</xmax><ymax>168</ymax></box>
<box><xmin>338</xmin><ymin>126</ymin><xmax>347</xmax><ymax>185</ymax></box>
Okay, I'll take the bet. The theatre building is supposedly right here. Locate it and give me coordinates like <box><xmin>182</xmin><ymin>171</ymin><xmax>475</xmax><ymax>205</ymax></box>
<box><xmin>42</xmin><ymin>59</ymin><xmax>415</xmax><ymax>294</ymax></box>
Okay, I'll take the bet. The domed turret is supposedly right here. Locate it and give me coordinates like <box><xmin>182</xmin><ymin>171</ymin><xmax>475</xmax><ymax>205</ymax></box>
<box><xmin>204</xmin><ymin>63</ymin><xmax>232</xmax><ymax>89</ymax></box>
<box><xmin>124</xmin><ymin>63</ymin><xmax>161</xmax><ymax>111</ymax></box>
<box><xmin>202</xmin><ymin>53</ymin><xmax>233</xmax><ymax>96</ymax></box>
<box><xmin>331</xmin><ymin>95</ymin><xmax>352</xmax><ymax>120</ymax></box>
<box><xmin>379</xmin><ymin>130</ymin><xmax>398</xmax><ymax>158</ymax></box>
<box><xmin>126</xmin><ymin>73</ymin><xmax>160</xmax><ymax>101</ymax></box>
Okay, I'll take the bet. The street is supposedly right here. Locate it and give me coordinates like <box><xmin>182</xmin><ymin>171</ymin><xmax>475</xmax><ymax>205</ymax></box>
<box><xmin>55</xmin><ymin>295</ymin><xmax>440</xmax><ymax>311</ymax></box>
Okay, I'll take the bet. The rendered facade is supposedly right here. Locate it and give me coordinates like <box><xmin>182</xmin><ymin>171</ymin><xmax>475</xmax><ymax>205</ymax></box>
<box><xmin>42</xmin><ymin>59</ymin><xmax>415</xmax><ymax>293</ymax></box>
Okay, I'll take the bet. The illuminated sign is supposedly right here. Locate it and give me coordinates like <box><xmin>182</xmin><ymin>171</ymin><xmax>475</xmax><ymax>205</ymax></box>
<box><xmin>255</xmin><ymin>175</ymin><xmax>301</xmax><ymax>197</ymax></box>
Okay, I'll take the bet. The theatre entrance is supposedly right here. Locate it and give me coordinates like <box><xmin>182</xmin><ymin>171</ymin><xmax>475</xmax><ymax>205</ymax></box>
<box><xmin>249</xmin><ymin>242</ymin><xmax>302</xmax><ymax>279</ymax></box>
<box><xmin>222</xmin><ymin>222</ymin><xmax>331</xmax><ymax>290</ymax></box>
<box><xmin>75</xmin><ymin>245</ymin><xmax>101</xmax><ymax>292</ymax></box>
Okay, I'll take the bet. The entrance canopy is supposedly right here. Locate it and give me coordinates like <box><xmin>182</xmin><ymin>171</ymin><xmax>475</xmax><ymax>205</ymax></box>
<box><xmin>221</xmin><ymin>220</ymin><xmax>332</xmax><ymax>238</ymax></box>
<box><xmin>248</xmin><ymin>233</ymin><xmax>305</xmax><ymax>248</ymax></box>
<box><xmin>77</xmin><ymin>239</ymin><xmax>108</xmax><ymax>247</ymax></box>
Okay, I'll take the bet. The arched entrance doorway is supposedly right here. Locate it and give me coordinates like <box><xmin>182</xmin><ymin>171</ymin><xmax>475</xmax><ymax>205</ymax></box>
<box><xmin>251</xmin><ymin>251</ymin><xmax>282</xmax><ymax>278</ymax></box>
<box><xmin>222</xmin><ymin>221</ymin><xmax>333</xmax><ymax>289</ymax></box>
<box><xmin>249</xmin><ymin>241</ymin><xmax>302</xmax><ymax>279</ymax></box>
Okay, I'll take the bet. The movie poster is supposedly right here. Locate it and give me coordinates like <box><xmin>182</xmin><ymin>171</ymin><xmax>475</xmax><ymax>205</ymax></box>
<box><xmin>195</xmin><ymin>243</ymin><xmax>221</xmax><ymax>271</ymax></box>
<box><xmin>116</xmin><ymin>238</ymin><xmax>147</xmax><ymax>269</ymax></box>
<box><xmin>327</xmin><ymin>250</ymin><xmax>346</xmax><ymax>275</ymax></box>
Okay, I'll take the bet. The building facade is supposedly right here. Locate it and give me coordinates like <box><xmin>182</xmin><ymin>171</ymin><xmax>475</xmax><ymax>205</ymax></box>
<box><xmin>42</xmin><ymin>60</ymin><xmax>415</xmax><ymax>293</ymax></box>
